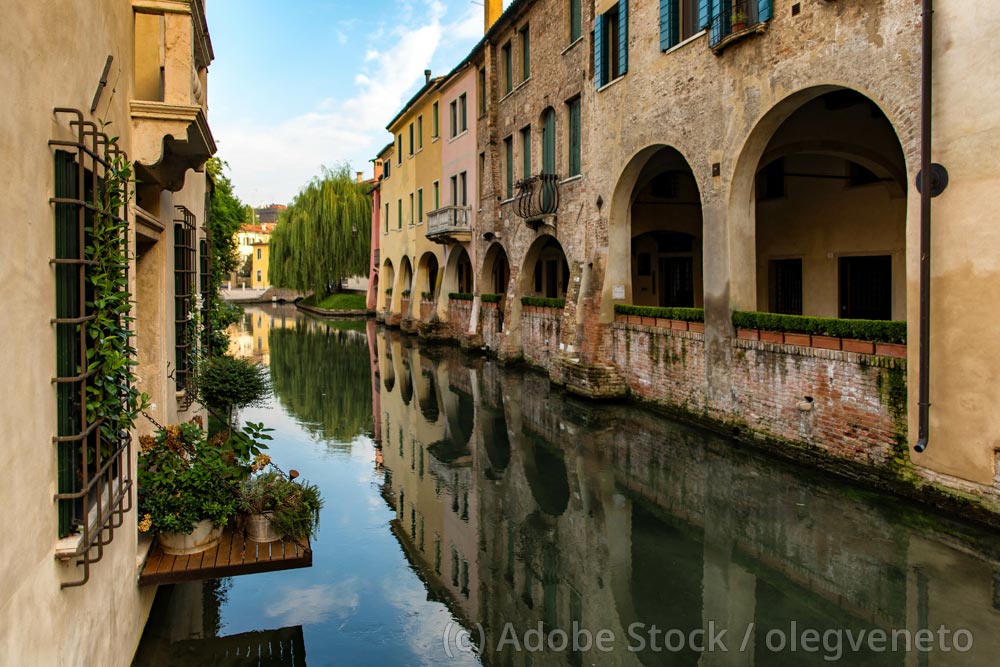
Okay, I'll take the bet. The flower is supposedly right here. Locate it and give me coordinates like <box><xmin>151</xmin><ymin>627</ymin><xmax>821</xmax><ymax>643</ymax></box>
<box><xmin>250</xmin><ymin>453</ymin><xmax>272</xmax><ymax>473</ymax></box>
<box><xmin>138</xmin><ymin>513</ymin><xmax>153</xmax><ymax>533</ymax></box>
<box><xmin>139</xmin><ymin>435</ymin><xmax>155</xmax><ymax>452</ymax></box>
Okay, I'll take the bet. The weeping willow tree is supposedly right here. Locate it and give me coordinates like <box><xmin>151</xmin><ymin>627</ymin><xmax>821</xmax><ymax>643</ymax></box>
<box><xmin>269</xmin><ymin>165</ymin><xmax>372</xmax><ymax>295</ymax></box>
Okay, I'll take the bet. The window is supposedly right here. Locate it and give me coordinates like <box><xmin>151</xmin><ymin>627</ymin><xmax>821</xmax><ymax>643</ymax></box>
<box><xmin>570</xmin><ymin>0</ymin><xmax>582</xmax><ymax>42</ymax></box>
<box><xmin>519</xmin><ymin>25</ymin><xmax>530</xmax><ymax>81</ymax></box>
<box><xmin>408</xmin><ymin>122</ymin><xmax>414</xmax><ymax>155</ymax></box>
<box><xmin>397</xmin><ymin>134</ymin><xmax>403</xmax><ymax>163</ymax></box>
<box><xmin>459</xmin><ymin>172</ymin><xmax>468</xmax><ymax>206</ymax></box>
<box><xmin>449</xmin><ymin>100</ymin><xmax>457</xmax><ymax>138</ymax></box>
<box><xmin>432</xmin><ymin>102</ymin><xmax>439</xmax><ymax>138</ymax></box>
<box><xmin>659</xmin><ymin>0</ymin><xmax>701</xmax><ymax>50</ymax></box>
<box><xmin>409</xmin><ymin>193</ymin><xmax>414</xmax><ymax>225</ymax></box>
<box><xmin>840</xmin><ymin>256</ymin><xmax>892</xmax><ymax>320</ymax></box>
<box><xmin>256</xmin><ymin>247</ymin><xmax>262</xmax><ymax>260</ymax></box>
<box><xmin>707</xmin><ymin>0</ymin><xmax>772</xmax><ymax>46</ymax></box>
<box><xmin>478</xmin><ymin>68</ymin><xmax>486</xmax><ymax>115</ymax></box>
<box><xmin>520</xmin><ymin>126</ymin><xmax>531</xmax><ymax>179</ymax></box>
<box><xmin>52</xmin><ymin>139</ymin><xmax>135</xmax><ymax>570</ymax></box>
<box><xmin>256</xmin><ymin>270</ymin><xmax>262</xmax><ymax>282</ymax></box>
<box><xmin>768</xmin><ymin>259</ymin><xmax>802</xmax><ymax>315</ymax></box>
<box><xmin>504</xmin><ymin>136</ymin><xmax>514</xmax><ymax>199</ymax></box>
<box><xmin>433</xmin><ymin>181</ymin><xmax>440</xmax><ymax>209</ymax></box>
<box><xmin>383</xmin><ymin>158</ymin><xmax>391</xmax><ymax>179</ymax></box>
<box><xmin>174</xmin><ymin>206</ymin><xmax>197</xmax><ymax>396</ymax></box>
<box><xmin>459</xmin><ymin>93</ymin><xmax>467</xmax><ymax>133</ymax></box>
<box><xmin>450</xmin><ymin>175</ymin><xmax>458</xmax><ymax>206</ymax></box>
<box><xmin>595</xmin><ymin>1</ymin><xmax>627</xmax><ymax>88</ymax></box>
<box><xmin>417</xmin><ymin>115</ymin><xmax>423</xmax><ymax>149</ymax></box>
<box><xmin>501</xmin><ymin>41</ymin><xmax>512</xmax><ymax>95</ymax></box>
<box><xmin>567</xmin><ymin>97</ymin><xmax>581</xmax><ymax>176</ymax></box>
<box><xmin>479</xmin><ymin>152</ymin><xmax>486</xmax><ymax>205</ymax></box>
<box><xmin>385</xmin><ymin>202</ymin><xmax>390</xmax><ymax>233</ymax></box>
<box><xmin>397</xmin><ymin>198</ymin><xmax>402</xmax><ymax>229</ymax></box>
<box><xmin>417</xmin><ymin>188</ymin><xmax>424</xmax><ymax>223</ymax></box>
<box><xmin>541</xmin><ymin>109</ymin><xmax>556</xmax><ymax>176</ymax></box>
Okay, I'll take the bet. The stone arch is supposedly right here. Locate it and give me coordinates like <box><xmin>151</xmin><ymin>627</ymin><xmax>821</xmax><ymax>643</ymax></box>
<box><xmin>416</xmin><ymin>250</ymin><xmax>440</xmax><ymax>300</ymax></box>
<box><xmin>479</xmin><ymin>242</ymin><xmax>511</xmax><ymax>296</ymax></box>
<box><xmin>602</xmin><ymin>145</ymin><xmax>705</xmax><ymax>322</ymax></box>
<box><xmin>727</xmin><ymin>85</ymin><xmax>910</xmax><ymax>314</ymax></box>
<box><xmin>518</xmin><ymin>234</ymin><xmax>569</xmax><ymax>300</ymax></box>
<box><xmin>437</xmin><ymin>245</ymin><xmax>474</xmax><ymax>323</ymax></box>
<box><xmin>380</xmin><ymin>258</ymin><xmax>395</xmax><ymax>312</ymax></box>
<box><xmin>395</xmin><ymin>255</ymin><xmax>414</xmax><ymax>316</ymax></box>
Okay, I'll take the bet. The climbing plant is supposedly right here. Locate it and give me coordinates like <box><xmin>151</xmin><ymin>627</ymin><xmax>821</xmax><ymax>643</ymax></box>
<box><xmin>206</xmin><ymin>158</ymin><xmax>250</xmax><ymax>351</ymax></box>
<box><xmin>85</xmin><ymin>132</ymin><xmax>148</xmax><ymax>444</ymax></box>
<box><xmin>269</xmin><ymin>165</ymin><xmax>371</xmax><ymax>297</ymax></box>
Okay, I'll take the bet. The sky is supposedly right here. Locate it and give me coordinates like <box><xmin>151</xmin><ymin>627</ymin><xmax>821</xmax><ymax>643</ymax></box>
<box><xmin>206</xmin><ymin>0</ymin><xmax>499</xmax><ymax>207</ymax></box>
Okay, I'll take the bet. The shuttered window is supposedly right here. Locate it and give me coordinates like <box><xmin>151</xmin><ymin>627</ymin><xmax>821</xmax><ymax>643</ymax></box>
<box><xmin>661</xmin><ymin>0</ymin><xmax>702</xmax><ymax>50</ymax></box>
<box><xmin>570</xmin><ymin>0</ymin><xmax>581</xmax><ymax>42</ymax></box>
<box><xmin>520</xmin><ymin>25</ymin><xmax>530</xmax><ymax>81</ymax></box>
<box><xmin>567</xmin><ymin>97</ymin><xmax>581</xmax><ymax>176</ymax></box>
<box><xmin>703</xmin><ymin>0</ymin><xmax>772</xmax><ymax>47</ymax></box>
<box><xmin>520</xmin><ymin>126</ymin><xmax>531</xmax><ymax>179</ymax></box>
<box><xmin>504</xmin><ymin>137</ymin><xmax>513</xmax><ymax>199</ymax></box>
<box><xmin>595</xmin><ymin>1</ymin><xmax>627</xmax><ymax>88</ymax></box>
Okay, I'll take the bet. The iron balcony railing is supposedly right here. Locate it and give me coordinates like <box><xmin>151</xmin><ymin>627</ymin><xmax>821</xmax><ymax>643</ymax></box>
<box><xmin>708</xmin><ymin>0</ymin><xmax>770</xmax><ymax>47</ymax></box>
<box><xmin>515</xmin><ymin>173</ymin><xmax>560</xmax><ymax>220</ymax></box>
<box><xmin>426</xmin><ymin>205</ymin><xmax>471</xmax><ymax>236</ymax></box>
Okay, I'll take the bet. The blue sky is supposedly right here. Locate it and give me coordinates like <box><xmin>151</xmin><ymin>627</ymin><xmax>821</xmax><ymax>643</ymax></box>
<box><xmin>207</xmin><ymin>0</ymin><xmax>495</xmax><ymax>205</ymax></box>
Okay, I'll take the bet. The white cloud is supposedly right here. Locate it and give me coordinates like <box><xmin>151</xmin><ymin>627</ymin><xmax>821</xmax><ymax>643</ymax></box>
<box><xmin>266</xmin><ymin>579</ymin><xmax>361</xmax><ymax>626</ymax></box>
<box><xmin>216</xmin><ymin>0</ymin><xmax>478</xmax><ymax>205</ymax></box>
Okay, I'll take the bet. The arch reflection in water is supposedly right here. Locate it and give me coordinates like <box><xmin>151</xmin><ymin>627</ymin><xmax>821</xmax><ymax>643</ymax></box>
<box><xmin>376</xmin><ymin>334</ymin><xmax>1000</xmax><ymax>667</ymax></box>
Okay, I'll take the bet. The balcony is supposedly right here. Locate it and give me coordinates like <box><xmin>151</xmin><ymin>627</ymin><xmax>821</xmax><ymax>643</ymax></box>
<box><xmin>426</xmin><ymin>206</ymin><xmax>472</xmax><ymax>244</ymax></box>
<box><xmin>514</xmin><ymin>173</ymin><xmax>559</xmax><ymax>227</ymax></box>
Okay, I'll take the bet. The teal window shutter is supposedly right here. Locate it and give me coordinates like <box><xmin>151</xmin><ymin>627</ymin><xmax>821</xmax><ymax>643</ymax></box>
<box><xmin>618</xmin><ymin>0</ymin><xmax>628</xmax><ymax>77</ymax></box>
<box><xmin>698</xmin><ymin>0</ymin><xmax>710</xmax><ymax>30</ymax></box>
<box><xmin>758</xmin><ymin>0</ymin><xmax>772</xmax><ymax>22</ymax></box>
<box><xmin>594</xmin><ymin>15</ymin><xmax>604</xmax><ymax>88</ymax></box>
<box><xmin>659</xmin><ymin>0</ymin><xmax>674</xmax><ymax>51</ymax></box>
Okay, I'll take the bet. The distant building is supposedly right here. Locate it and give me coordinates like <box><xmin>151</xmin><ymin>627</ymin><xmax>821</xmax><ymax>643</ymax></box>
<box><xmin>255</xmin><ymin>204</ymin><xmax>286</xmax><ymax>225</ymax></box>
<box><xmin>252</xmin><ymin>240</ymin><xmax>270</xmax><ymax>289</ymax></box>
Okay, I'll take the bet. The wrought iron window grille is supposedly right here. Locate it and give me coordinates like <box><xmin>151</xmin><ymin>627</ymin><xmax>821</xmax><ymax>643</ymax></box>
<box><xmin>49</xmin><ymin>108</ymin><xmax>134</xmax><ymax>588</ymax></box>
<box><xmin>174</xmin><ymin>205</ymin><xmax>197</xmax><ymax>408</ymax></box>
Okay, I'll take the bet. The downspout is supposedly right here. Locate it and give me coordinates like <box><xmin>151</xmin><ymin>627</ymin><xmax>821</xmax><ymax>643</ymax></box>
<box><xmin>914</xmin><ymin>0</ymin><xmax>933</xmax><ymax>453</ymax></box>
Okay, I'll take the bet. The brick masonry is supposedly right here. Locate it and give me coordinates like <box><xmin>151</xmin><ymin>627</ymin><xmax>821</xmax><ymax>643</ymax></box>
<box><xmin>611</xmin><ymin>322</ymin><xmax>906</xmax><ymax>470</ymax></box>
<box><xmin>520</xmin><ymin>307</ymin><xmax>562</xmax><ymax>372</ymax></box>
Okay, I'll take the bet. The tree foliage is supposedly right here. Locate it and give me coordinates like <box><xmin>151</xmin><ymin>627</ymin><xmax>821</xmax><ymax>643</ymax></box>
<box><xmin>269</xmin><ymin>165</ymin><xmax>372</xmax><ymax>296</ymax></box>
<box><xmin>206</xmin><ymin>158</ymin><xmax>251</xmax><ymax>350</ymax></box>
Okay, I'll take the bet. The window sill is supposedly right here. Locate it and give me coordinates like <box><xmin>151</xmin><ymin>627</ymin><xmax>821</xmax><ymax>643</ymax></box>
<box><xmin>596</xmin><ymin>75</ymin><xmax>626</xmax><ymax>93</ymax></box>
<box><xmin>560</xmin><ymin>36</ymin><xmax>584</xmax><ymax>56</ymax></box>
<box><xmin>55</xmin><ymin>479</ymin><xmax>124</xmax><ymax>559</ymax></box>
<box><xmin>499</xmin><ymin>77</ymin><xmax>530</xmax><ymax>104</ymax></box>
<box><xmin>448</xmin><ymin>130</ymin><xmax>469</xmax><ymax>143</ymax></box>
<box><xmin>560</xmin><ymin>174</ymin><xmax>583</xmax><ymax>185</ymax></box>
<box><xmin>431</xmin><ymin>136</ymin><xmax>440</xmax><ymax>143</ymax></box>
<box><xmin>662</xmin><ymin>29</ymin><xmax>706</xmax><ymax>55</ymax></box>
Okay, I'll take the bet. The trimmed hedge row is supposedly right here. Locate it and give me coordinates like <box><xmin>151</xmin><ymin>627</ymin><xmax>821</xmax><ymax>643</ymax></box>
<box><xmin>480</xmin><ymin>293</ymin><xmax>503</xmax><ymax>303</ymax></box>
<box><xmin>732</xmin><ymin>311</ymin><xmax>906</xmax><ymax>344</ymax></box>
<box><xmin>614</xmin><ymin>304</ymin><xmax>705</xmax><ymax>322</ymax></box>
<box><xmin>448</xmin><ymin>292</ymin><xmax>474</xmax><ymax>301</ymax></box>
<box><xmin>521</xmin><ymin>296</ymin><xmax>566</xmax><ymax>309</ymax></box>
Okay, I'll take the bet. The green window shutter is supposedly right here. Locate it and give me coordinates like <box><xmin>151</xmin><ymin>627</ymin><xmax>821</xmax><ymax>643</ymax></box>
<box><xmin>710</xmin><ymin>0</ymin><xmax>728</xmax><ymax>46</ymax></box>
<box><xmin>618</xmin><ymin>0</ymin><xmax>628</xmax><ymax>77</ymax></box>
<box><xmin>505</xmin><ymin>140</ymin><xmax>514</xmax><ymax>198</ymax></box>
<box><xmin>594</xmin><ymin>15</ymin><xmax>604</xmax><ymax>88</ymax></box>
<box><xmin>698</xmin><ymin>0</ymin><xmax>710</xmax><ymax>30</ymax></box>
<box><xmin>570</xmin><ymin>0</ymin><xmax>581</xmax><ymax>42</ymax></box>
<box><xmin>758</xmin><ymin>0</ymin><xmax>772</xmax><ymax>22</ymax></box>
<box><xmin>659</xmin><ymin>0</ymin><xmax>673</xmax><ymax>50</ymax></box>
<box><xmin>568</xmin><ymin>99</ymin><xmax>581</xmax><ymax>176</ymax></box>
<box><xmin>522</xmin><ymin>29</ymin><xmax>530</xmax><ymax>80</ymax></box>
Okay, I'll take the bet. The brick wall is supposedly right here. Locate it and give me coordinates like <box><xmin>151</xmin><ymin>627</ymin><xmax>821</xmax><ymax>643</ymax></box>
<box><xmin>419</xmin><ymin>300</ymin><xmax>434</xmax><ymax>321</ymax></box>
<box><xmin>611</xmin><ymin>322</ymin><xmax>906</xmax><ymax>470</ymax></box>
<box><xmin>448</xmin><ymin>300</ymin><xmax>473</xmax><ymax>337</ymax></box>
<box><xmin>480</xmin><ymin>302</ymin><xmax>504</xmax><ymax>352</ymax></box>
<box><xmin>521</xmin><ymin>307</ymin><xmax>562</xmax><ymax>372</ymax></box>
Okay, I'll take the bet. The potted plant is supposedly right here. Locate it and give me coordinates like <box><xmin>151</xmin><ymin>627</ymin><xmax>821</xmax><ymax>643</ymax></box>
<box><xmin>237</xmin><ymin>469</ymin><xmax>323</xmax><ymax>543</ymax></box>
<box><xmin>731</xmin><ymin>8</ymin><xmax>748</xmax><ymax>31</ymax></box>
<box><xmin>137</xmin><ymin>418</ymin><xmax>243</xmax><ymax>554</ymax></box>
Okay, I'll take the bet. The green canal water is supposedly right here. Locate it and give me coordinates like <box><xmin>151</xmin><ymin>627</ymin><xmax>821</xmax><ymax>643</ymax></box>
<box><xmin>133</xmin><ymin>304</ymin><xmax>1000</xmax><ymax>666</ymax></box>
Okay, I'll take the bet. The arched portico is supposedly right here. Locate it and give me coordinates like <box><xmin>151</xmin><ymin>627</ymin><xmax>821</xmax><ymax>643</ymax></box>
<box><xmin>438</xmin><ymin>245</ymin><xmax>474</xmax><ymax>323</ymax></box>
<box><xmin>380</xmin><ymin>259</ymin><xmax>395</xmax><ymax>313</ymax></box>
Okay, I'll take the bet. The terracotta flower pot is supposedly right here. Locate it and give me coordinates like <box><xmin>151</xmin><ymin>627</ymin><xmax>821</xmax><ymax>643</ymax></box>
<box><xmin>159</xmin><ymin>519</ymin><xmax>222</xmax><ymax>555</ymax></box>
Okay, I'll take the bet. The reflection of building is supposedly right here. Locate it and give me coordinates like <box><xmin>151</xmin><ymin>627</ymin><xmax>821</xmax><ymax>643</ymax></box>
<box><xmin>368</xmin><ymin>0</ymin><xmax>1000</xmax><ymax>511</ymax></box>
<box><xmin>2</xmin><ymin>1</ymin><xmax>217</xmax><ymax>664</ymax></box>
<box><xmin>375</xmin><ymin>339</ymin><xmax>1000</xmax><ymax>666</ymax></box>
<box><xmin>228</xmin><ymin>304</ymin><xmax>300</xmax><ymax>364</ymax></box>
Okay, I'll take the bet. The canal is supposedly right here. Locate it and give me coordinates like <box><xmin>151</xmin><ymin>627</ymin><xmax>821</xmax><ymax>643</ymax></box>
<box><xmin>134</xmin><ymin>304</ymin><xmax>1000</xmax><ymax>666</ymax></box>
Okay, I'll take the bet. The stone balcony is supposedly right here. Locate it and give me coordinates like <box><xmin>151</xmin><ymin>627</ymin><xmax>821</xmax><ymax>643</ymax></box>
<box><xmin>426</xmin><ymin>206</ymin><xmax>472</xmax><ymax>244</ymax></box>
<box><xmin>131</xmin><ymin>100</ymin><xmax>216</xmax><ymax>191</ymax></box>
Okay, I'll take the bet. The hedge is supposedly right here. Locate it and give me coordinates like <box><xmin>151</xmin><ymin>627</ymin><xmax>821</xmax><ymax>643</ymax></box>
<box><xmin>480</xmin><ymin>293</ymin><xmax>503</xmax><ymax>303</ymax></box>
<box><xmin>614</xmin><ymin>304</ymin><xmax>705</xmax><ymax>322</ymax></box>
<box><xmin>400</xmin><ymin>289</ymin><xmax>411</xmax><ymax>298</ymax></box>
<box><xmin>448</xmin><ymin>292</ymin><xmax>474</xmax><ymax>301</ymax></box>
<box><xmin>420</xmin><ymin>291</ymin><xmax>434</xmax><ymax>300</ymax></box>
<box><xmin>521</xmin><ymin>296</ymin><xmax>566</xmax><ymax>309</ymax></box>
<box><xmin>732</xmin><ymin>311</ymin><xmax>906</xmax><ymax>344</ymax></box>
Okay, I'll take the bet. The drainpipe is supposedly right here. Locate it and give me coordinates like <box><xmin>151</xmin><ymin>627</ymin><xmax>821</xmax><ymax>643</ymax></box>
<box><xmin>914</xmin><ymin>0</ymin><xmax>933</xmax><ymax>453</ymax></box>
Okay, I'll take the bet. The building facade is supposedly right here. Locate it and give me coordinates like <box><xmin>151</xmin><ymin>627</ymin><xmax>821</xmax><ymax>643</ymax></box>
<box><xmin>373</xmin><ymin>0</ymin><xmax>1000</xmax><ymax>518</ymax></box>
<box><xmin>1</xmin><ymin>1</ymin><xmax>217</xmax><ymax>664</ymax></box>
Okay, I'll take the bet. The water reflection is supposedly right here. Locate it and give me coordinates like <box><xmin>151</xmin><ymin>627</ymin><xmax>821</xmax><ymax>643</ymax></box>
<box><xmin>378</xmin><ymin>330</ymin><xmax>1000</xmax><ymax>666</ymax></box>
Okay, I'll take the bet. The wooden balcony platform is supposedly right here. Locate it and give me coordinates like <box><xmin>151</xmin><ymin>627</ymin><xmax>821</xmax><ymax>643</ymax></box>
<box><xmin>139</xmin><ymin>528</ymin><xmax>312</xmax><ymax>586</ymax></box>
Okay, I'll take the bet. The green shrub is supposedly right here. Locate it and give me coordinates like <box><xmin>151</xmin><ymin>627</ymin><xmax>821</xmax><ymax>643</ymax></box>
<box><xmin>480</xmin><ymin>293</ymin><xmax>503</xmax><ymax>303</ymax></box>
<box><xmin>420</xmin><ymin>291</ymin><xmax>434</xmax><ymax>300</ymax></box>
<box><xmin>197</xmin><ymin>354</ymin><xmax>271</xmax><ymax>424</ymax></box>
<box><xmin>732</xmin><ymin>311</ymin><xmax>906</xmax><ymax>344</ymax></box>
<box><xmin>401</xmin><ymin>289</ymin><xmax>411</xmax><ymax>298</ymax></box>
<box><xmin>521</xmin><ymin>296</ymin><xmax>566</xmax><ymax>309</ymax></box>
<box><xmin>237</xmin><ymin>471</ymin><xmax>323</xmax><ymax>541</ymax></box>
<box><xmin>448</xmin><ymin>292</ymin><xmax>474</xmax><ymax>301</ymax></box>
<box><xmin>384</xmin><ymin>288</ymin><xmax>393</xmax><ymax>295</ymax></box>
<box><xmin>614</xmin><ymin>304</ymin><xmax>705</xmax><ymax>322</ymax></box>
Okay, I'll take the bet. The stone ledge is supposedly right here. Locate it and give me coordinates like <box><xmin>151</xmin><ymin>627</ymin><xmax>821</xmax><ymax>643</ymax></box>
<box><xmin>733</xmin><ymin>337</ymin><xmax>907</xmax><ymax>368</ymax></box>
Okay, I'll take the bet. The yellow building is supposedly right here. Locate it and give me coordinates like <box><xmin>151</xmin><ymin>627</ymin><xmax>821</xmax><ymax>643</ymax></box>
<box><xmin>378</xmin><ymin>72</ymin><xmax>446</xmax><ymax>327</ymax></box>
<box><xmin>1</xmin><ymin>2</ymin><xmax>217</xmax><ymax>664</ymax></box>
<box><xmin>251</xmin><ymin>240</ymin><xmax>270</xmax><ymax>288</ymax></box>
